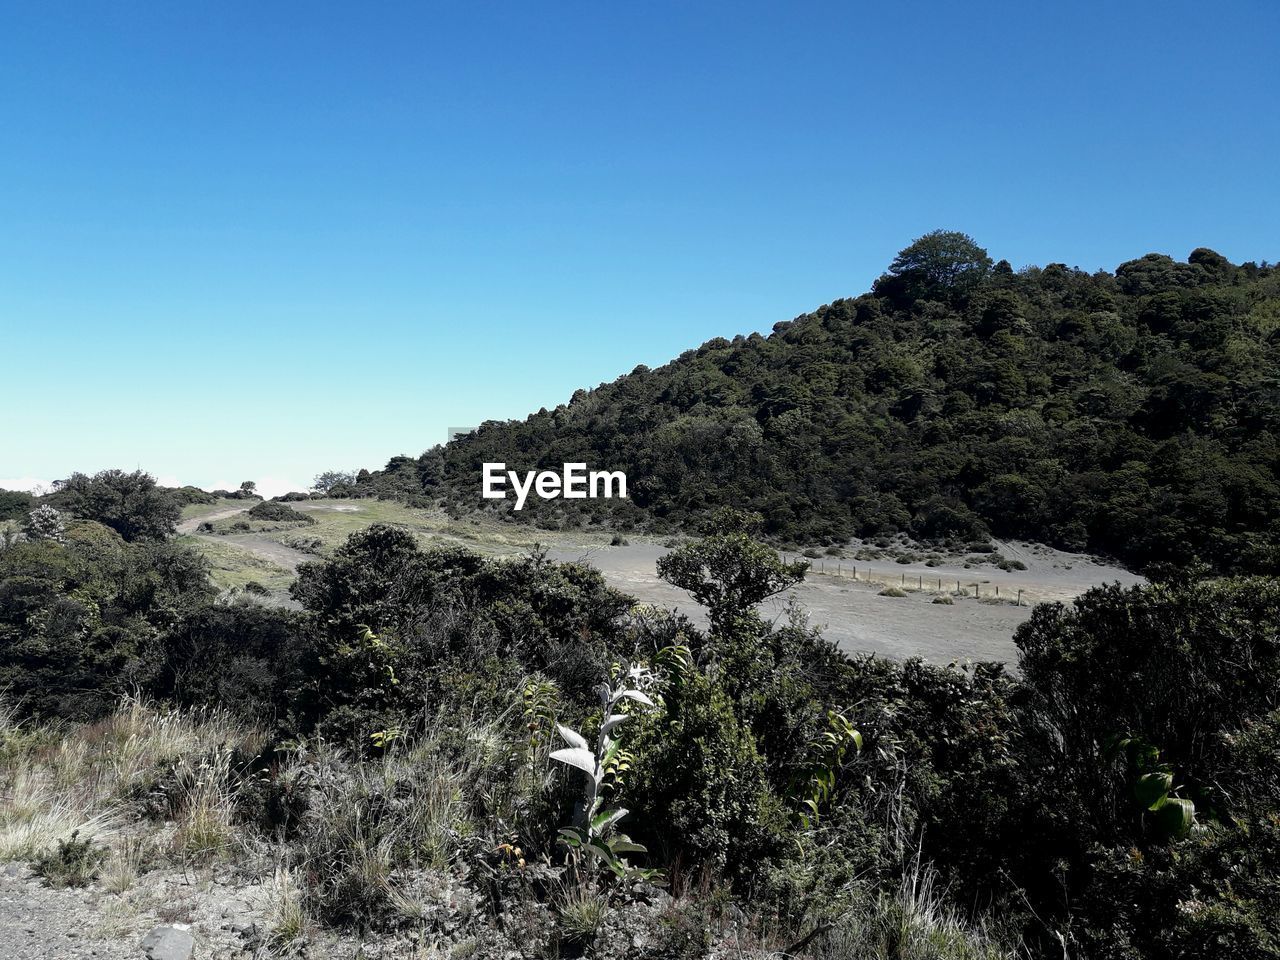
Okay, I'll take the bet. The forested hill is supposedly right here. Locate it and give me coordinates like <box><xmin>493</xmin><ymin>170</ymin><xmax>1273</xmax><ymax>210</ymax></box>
<box><xmin>361</xmin><ymin>232</ymin><xmax>1280</xmax><ymax>574</ymax></box>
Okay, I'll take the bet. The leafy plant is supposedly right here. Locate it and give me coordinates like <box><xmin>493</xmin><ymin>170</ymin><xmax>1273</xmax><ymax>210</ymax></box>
<box><xmin>551</xmin><ymin>660</ymin><xmax>659</xmax><ymax>881</ymax></box>
<box><xmin>32</xmin><ymin>830</ymin><xmax>108</xmax><ymax>888</ymax></box>
<box><xmin>522</xmin><ymin>676</ymin><xmax>560</xmax><ymax>756</ymax></box>
<box><xmin>1109</xmin><ymin>734</ymin><xmax>1197</xmax><ymax>840</ymax></box>
<box><xmin>796</xmin><ymin>710</ymin><xmax>862</xmax><ymax>830</ymax></box>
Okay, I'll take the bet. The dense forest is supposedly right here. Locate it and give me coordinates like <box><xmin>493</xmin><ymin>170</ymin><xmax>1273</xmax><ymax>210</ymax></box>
<box><xmin>356</xmin><ymin>233</ymin><xmax>1280</xmax><ymax>575</ymax></box>
<box><xmin>1</xmin><ymin>477</ymin><xmax>1277</xmax><ymax>958</ymax></box>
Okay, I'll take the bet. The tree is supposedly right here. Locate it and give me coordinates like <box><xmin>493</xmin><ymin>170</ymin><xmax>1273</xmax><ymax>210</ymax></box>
<box><xmin>879</xmin><ymin>229</ymin><xmax>993</xmax><ymax>303</ymax></box>
<box><xmin>347</xmin><ymin>236</ymin><xmax>1280</xmax><ymax>576</ymax></box>
<box><xmin>51</xmin><ymin>470</ymin><xmax>180</xmax><ymax>542</ymax></box>
<box><xmin>239</xmin><ymin>480</ymin><xmax>258</xmax><ymax>499</ymax></box>
<box><xmin>23</xmin><ymin>505</ymin><xmax>65</xmax><ymax>542</ymax></box>
<box><xmin>657</xmin><ymin>532</ymin><xmax>808</xmax><ymax>635</ymax></box>
<box><xmin>0</xmin><ymin>490</ymin><xmax>34</xmax><ymax>522</ymax></box>
<box><xmin>313</xmin><ymin>470</ymin><xmax>356</xmax><ymax>495</ymax></box>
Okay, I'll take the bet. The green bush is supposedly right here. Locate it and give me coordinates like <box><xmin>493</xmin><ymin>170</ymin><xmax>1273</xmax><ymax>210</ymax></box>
<box><xmin>0</xmin><ymin>489</ymin><xmax>34</xmax><ymax>522</ymax></box>
<box><xmin>248</xmin><ymin>501</ymin><xmax>316</xmax><ymax>524</ymax></box>
<box><xmin>166</xmin><ymin>485</ymin><xmax>216</xmax><ymax>506</ymax></box>
<box><xmin>626</xmin><ymin>671</ymin><xmax>787</xmax><ymax>876</ymax></box>
<box><xmin>33</xmin><ymin>831</ymin><xmax>108</xmax><ymax>888</ymax></box>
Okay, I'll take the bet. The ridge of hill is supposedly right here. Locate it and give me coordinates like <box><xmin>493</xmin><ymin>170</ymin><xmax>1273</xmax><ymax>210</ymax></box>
<box><xmin>356</xmin><ymin>232</ymin><xmax>1280</xmax><ymax>574</ymax></box>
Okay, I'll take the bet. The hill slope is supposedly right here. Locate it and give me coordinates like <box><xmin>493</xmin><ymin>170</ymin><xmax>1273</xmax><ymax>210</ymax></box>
<box><xmin>360</xmin><ymin>233</ymin><xmax>1280</xmax><ymax>574</ymax></box>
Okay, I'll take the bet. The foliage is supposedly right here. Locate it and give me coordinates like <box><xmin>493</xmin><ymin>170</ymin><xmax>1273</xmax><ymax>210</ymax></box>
<box><xmin>0</xmin><ymin>489</ymin><xmax>35</xmax><ymax>522</ymax></box>
<box><xmin>626</xmin><ymin>670</ymin><xmax>788</xmax><ymax>875</ymax></box>
<box><xmin>164</xmin><ymin>485</ymin><xmax>216</xmax><ymax>506</ymax></box>
<box><xmin>2</xmin><ymin>502</ymin><xmax>1278</xmax><ymax>959</ymax></box>
<box><xmin>795</xmin><ymin>710</ymin><xmax>862</xmax><ymax>829</ymax></box>
<box><xmin>0</xmin><ymin>521</ymin><xmax>215</xmax><ymax>719</ymax></box>
<box><xmin>48</xmin><ymin>469</ymin><xmax>181</xmax><ymax>541</ymax></box>
<box><xmin>247</xmin><ymin>500</ymin><xmax>317</xmax><ymax>524</ymax></box>
<box><xmin>355</xmin><ymin>237</ymin><xmax>1280</xmax><ymax>575</ymax></box>
<box><xmin>877</xmin><ymin>229</ymin><xmax>994</xmax><ymax>304</ymax></box>
<box><xmin>31</xmin><ymin>830</ymin><xmax>108</xmax><ymax>888</ymax></box>
<box><xmin>551</xmin><ymin>660</ymin><xmax>659</xmax><ymax>881</ymax></box>
<box><xmin>1015</xmin><ymin>578</ymin><xmax>1280</xmax><ymax>844</ymax></box>
<box><xmin>23</xmin><ymin>504</ymin><xmax>65</xmax><ymax>542</ymax></box>
<box><xmin>313</xmin><ymin>470</ymin><xmax>357</xmax><ymax>494</ymax></box>
<box><xmin>657</xmin><ymin>533</ymin><xmax>807</xmax><ymax>635</ymax></box>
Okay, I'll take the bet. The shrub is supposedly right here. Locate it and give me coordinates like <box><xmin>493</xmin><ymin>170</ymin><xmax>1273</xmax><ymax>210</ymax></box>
<box><xmin>23</xmin><ymin>505</ymin><xmax>65</xmax><ymax>542</ymax></box>
<box><xmin>0</xmin><ymin>490</ymin><xmax>34</xmax><ymax>522</ymax></box>
<box><xmin>626</xmin><ymin>672</ymin><xmax>786</xmax><ymax>876</ymax></box>
<box><xmin>48</xmin><ymin>469</ymin><xmax>180</xmax><ymax>542</ymax></box>
<box><xmin>285</xmin><ymin>722</ymin><xmax>506</xmax><ymax>929</ymax></box>
<box><xmin>809</xmin><ymin>867</ymin><xmax>1014</xmax><ymax>960</ymax></box>
<box><xmin>32</xmin><ymin>830</ymin><xmax>108</xmax><ymax>887</ymax></box>
<box><xmin>101</xmin><ymin>836</ymin><xmax>151</xmax><ymax>893</ymax></box>
<box><xmin>156</xmin><ymin>604</ymin><xmax>300</xmax><ymax>716</ymax></box>
<box><xmin>911</xmin><ymin>497</ymin><xmax>990</xmax><ymax>544</ymax></box>
<box><xmin>166</xmin><ymin>485</ymin><xmax>216</xmax><ymax>506</ymax></box>
<box><xmin>557</xmin><ymin>883</ymin><xmax>606</xmax><ymax>948</ymax></box>
<box><xmin>1016</xmin><ymin>578</ymin><xmax>1280</xmax><ymax>841</ymax></box>
<box><xmin>879</xmin><ymin>586</ymin><xmax>907</xmax><ymax>597</ymax></box>
<box><xmin>247</xmin><ymin>501</ymin><xmax>316</xmax><ymax>524</ymax></box>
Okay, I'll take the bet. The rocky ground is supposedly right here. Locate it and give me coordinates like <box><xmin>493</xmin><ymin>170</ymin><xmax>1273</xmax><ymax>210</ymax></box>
<box><xmin>0</xmin><ymin>859</ymin><xmax>272</xmax><ymax>959</ymax></box>
<box><xmin>0</xmin><ymin>859</ymin><xmax>716</xmax><ymax>960</ymax></box>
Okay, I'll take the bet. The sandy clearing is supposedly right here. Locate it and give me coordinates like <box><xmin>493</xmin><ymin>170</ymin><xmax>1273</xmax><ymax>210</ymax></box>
<box><xmin>798</xmin><ymin>538</ymin><xmax>1145</xmax><ymax>605</ymax></box>
<box><xmin>549</xmin><ymin>541</ymin><xmax>1139</xmax><ymax>668</ymax></box>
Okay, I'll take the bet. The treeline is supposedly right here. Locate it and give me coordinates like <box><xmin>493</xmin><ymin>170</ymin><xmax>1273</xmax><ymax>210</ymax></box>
<box><xmin>355</xmin><ymin>232</ymin><xmax>1280</xmax><ymax>574</ymax></box>
<box><xmin>1</xmin><ymin>508</ymin><xmax>1276</xmax><ymax>957</ymax></box>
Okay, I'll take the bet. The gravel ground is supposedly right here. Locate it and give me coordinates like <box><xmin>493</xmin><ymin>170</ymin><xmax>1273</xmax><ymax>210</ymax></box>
<box><xmin>550</xmin><ymin>540</ymin><xmax>1142</xmax><ymax>667</ymax></box>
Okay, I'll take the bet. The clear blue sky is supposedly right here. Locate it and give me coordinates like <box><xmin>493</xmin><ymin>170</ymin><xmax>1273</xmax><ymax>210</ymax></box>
<box><xmin>2</xmin><ymin>1</ymin><xmax>1276</xmax><ymax>495</ymax></box>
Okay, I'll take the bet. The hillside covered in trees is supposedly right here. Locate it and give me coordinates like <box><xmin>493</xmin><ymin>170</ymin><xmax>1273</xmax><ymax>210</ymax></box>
<box><xmin>359</xmin><ymin>232</ymin><xmax>1280</xmax><ymax>574</ymax></box>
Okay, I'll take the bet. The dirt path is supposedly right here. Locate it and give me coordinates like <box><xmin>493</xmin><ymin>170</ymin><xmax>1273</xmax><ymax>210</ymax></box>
<box><xmin>215</xmin><ymin>533</ymin><xmax>313</xmax><ymax>572</ymax></box>
<box><xmin>180</xmin><ymin>504</ymin><xmax>316</xmax><ymax>578</ymax></box>
<box><xmin>176</xmin><ymin>505</ymin><xmax>251</xmax><ymax>534</ymax></box>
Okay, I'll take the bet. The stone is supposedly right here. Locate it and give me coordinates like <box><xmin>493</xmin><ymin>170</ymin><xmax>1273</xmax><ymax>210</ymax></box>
<box><xmin>140</xmin><ymin>924</ymin><xmax>195</xmax><ymax>960</ymax></box>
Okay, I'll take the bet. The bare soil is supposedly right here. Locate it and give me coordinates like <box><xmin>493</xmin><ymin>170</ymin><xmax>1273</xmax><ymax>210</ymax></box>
<box><xmin>549</xmin><ymin>540</ymin><xmax>1141</xmax><ymax>667</ymax></box>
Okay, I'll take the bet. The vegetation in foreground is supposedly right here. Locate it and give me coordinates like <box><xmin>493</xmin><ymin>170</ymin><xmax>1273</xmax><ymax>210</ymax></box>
<box><xmin>2</xmin><ymin>488</ymin><xmax>1277</xmax><ymax>959</ymax></box>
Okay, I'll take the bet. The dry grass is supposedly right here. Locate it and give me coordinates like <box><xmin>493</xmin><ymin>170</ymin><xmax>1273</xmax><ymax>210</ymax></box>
<box><xmin>266</xmin><ymin>864</ymin><xmax>313</xmax><ymax>950</ymax></box>
<box><xmin>809</xmin><ymin>863</ymin><xmax>1015</xmax><ymax>960</ymax></box>
<box><xmin>101</xmin><ymin>835</ymin><xmax>150</xmax><ymax>893</ymax></box>
<box><xmin>285</xmin><ymin>713</ymin><xmax>516</xmax><ymax>927</ymax></box>
<box><xmin>0</xmin><ymin>696</ymin><xmax>264</xmax><ymax>866</ymax></box>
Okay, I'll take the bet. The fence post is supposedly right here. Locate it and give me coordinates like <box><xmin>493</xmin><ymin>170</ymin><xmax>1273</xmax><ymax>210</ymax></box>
<box><xmin>1017</xmin><ymin>589</ymin><xmax>1024</xmax><ymax>606</ymax></box>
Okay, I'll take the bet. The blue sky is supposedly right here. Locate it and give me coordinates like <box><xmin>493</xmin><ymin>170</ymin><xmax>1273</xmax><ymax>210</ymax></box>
<box><xmin>2</xmin><ymin>1</ymin><xmax>1276</xmax><ymax>495</ymax></box>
